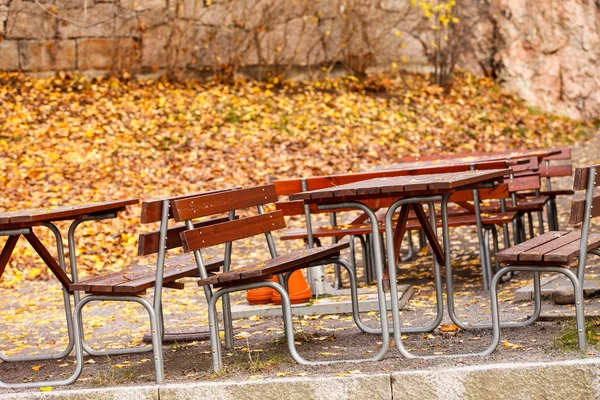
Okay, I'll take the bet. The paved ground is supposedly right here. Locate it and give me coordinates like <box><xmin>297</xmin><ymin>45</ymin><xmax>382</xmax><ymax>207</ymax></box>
<box><xmin>1</xmin><ymin>136</ymin><xmax>600</xmax><ymax>392</ymax></box>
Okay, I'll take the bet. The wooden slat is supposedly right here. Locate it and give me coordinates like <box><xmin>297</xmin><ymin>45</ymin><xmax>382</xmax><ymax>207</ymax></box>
<box><xmin>569</xmin><ymin>194</ymin><xmax>600</xmax><ymax>224</ymax></box>
<box><xmin>539</xmin><ymin>164</ymin><xmax>572</xmax><ymax>178</ymax></box>
<box><xmin>275</xmin><ymin>198</ymin><xmax>396</xmax><ymax>216</ymax></box>
<box><xmin>70</xmin><ymin>254</ymin><xmax>223</xmax><ymax>294</ymax></box>
<box><xmin>140</xmin><ymin>188</ymin><xmax>238</xmax><ymax>223</ymax></box>
<box><xmin>519</xmin><ymin>231</ymin><xmax>581</xmax><ymax>262</ymax></box>
<box><xmin>24</xmin><ymin>233</ymin><xmax>72</xmax><ymax>292</ymax></box>
<box><xmin>181</xmin><ymin>211</ymin><xmax>286</xmax><ymax>251</ymax></box>
<box><xmin>112</xmin><ymin>257</ymin><xmax>224</xmax><ymax>294</ymax></box>
<box><xmin>198</xmin><ymin>242</ymin><xmax>348</xmax><ymax>286</ymax></box>
<box><xmin>0</xmin><ymin>235</ymin><xmax>19</xmax><ymax>279</ymax></box>
<box><xmin>137</xmin><ymin>216</ymin><xmax>236</xmax><ymax>256</ymax></box>
<box><xmin>496</xmin><ymin>231</ymin><xmax>569</xmax><ymax>262</ymax></box>
<box><xmin>542</xmin><ymin>147</ymin><xmax>571</xmax><ymax>161</ymax></box>
<box><xmin>507</xmin><ymin>174</ymin><xmax>540</xmax><ymax>192</ymax></box>
<box><xmin>573</xmin><ymin>165</ymin><xmax>600</xmax><ymax>191</ymax></box>
<box><xmin>3</xmin><ymin>199</ymin><xmax>138</xmax><ymax>224</ymax></box>
<box><xmin>172</xmin><ymin>185</ymin><xmax>277</xmax><ymax>222</ymax></box>
<box><xmin>481</xmin><ymin>196</ymin><xmax>548</xmax><ymax>214</ymax></box>
<box><xmin>410</xmin><ymin>203</ymin><xmax>444</xmax><ymax>265</ymax></box>
<box><xmin>290</xmin><ymin>169</ymin><xmax>511</xmax><ymax>201</ymax></box>
<box><xmin>449</xmin><ymin>184</ymin><xmax>509</xmax><ymax>202</ymax></box>
<box><xmin>543</xmin><ymin>233</ymin><xmax>600</xmax><ymax>263</ymax></box>
<box><xmin>273</xmin><ymin>163</ymin><xmax>511</xmax><ymax>196</ymax></box>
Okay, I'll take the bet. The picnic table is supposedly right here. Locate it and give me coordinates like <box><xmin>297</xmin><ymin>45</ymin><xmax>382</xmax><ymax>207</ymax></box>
<box><xmin>291</xmin><ymin>169</ymin><xmax>509</xmax><ymax>358</ymax></box>
<box><xmin>0</xmin><ymin>199</ymin><xmax>138</xmax><ymax>388</ymax></box>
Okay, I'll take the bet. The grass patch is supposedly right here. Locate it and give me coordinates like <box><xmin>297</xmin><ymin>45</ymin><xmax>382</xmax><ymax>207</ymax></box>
<box><xmin>555</xmin><ymin>317</ymin><xmax>600</xmax><ymax>350</ymax></box>
<box><xmin>90</xmin><ymin>357</ymin><xmax>137</xmax><ymax>387</ymax></box>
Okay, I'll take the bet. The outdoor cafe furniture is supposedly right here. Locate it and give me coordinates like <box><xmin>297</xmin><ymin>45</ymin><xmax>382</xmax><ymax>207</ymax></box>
<box><xmin>0</xmin><ymin>199</ymin><xmax>137</xmax><ymax>389</ymax></box>
<box><xmin>69</xmin><ymin>190</ymin><xmax>237</xmax><ymax>384</ymax></box>
<box><xmin>276</xmin><ymin>157</ymin><xmax>538</xmax><ymax>293</ymax></box>
<box><xmin>493</xmin><ymin>164</ymin><xmax>600</xmax><ymax>351</ymax></box>
<box><xmin>290</xmin><ymin>169</ymin><xmax>510</xmax><ymax>358</ymax></box>
<box><xmin>170</xmin><ymin>185</ymin><xmax>388</xmax><ymax>371</ymax></box>
<box><xmin>393</xmin><ymin>147</ymin><xmax>574</xmax><ymax>234</ymax></box>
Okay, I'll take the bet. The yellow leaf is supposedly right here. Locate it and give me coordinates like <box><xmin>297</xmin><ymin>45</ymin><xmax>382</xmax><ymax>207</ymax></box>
<box><xmin>32</xmin><ymin>365</ymin><xmax>41</xmax><ymax>371</ymax></box>
<box><xmin>40</xmin><ymin>387</ymin><xmax>52</xmax><ymax>392</ymax></box>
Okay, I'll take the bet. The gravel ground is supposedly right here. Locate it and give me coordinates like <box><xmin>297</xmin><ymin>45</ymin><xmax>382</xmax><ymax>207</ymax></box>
<box><xmin>2</xmin><ymin>137</ymin><xmax>600</xmax><ymax>392</ymax></box>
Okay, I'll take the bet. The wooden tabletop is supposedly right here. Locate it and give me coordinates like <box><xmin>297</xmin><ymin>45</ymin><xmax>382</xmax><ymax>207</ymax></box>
<box><xmin>0</xmin><ymin>198</ymin><xmax>139</xmax><ymax>227</ymax></box>
<box><xmin>290</xmin><ymin>169</ymin><xmax>511</xmax><ymax>201</ymax></box>
<box><xmin>373</xmin><ymin>150</ymin><xmax>557</xmax><ymax>172</ymax></box>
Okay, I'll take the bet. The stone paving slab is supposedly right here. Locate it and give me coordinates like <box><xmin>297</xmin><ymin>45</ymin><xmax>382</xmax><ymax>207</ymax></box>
<box><xmin>515</xmin><ymin>274</ymin><xmax>600</xmax><ymax>304</ymax></box>
<box><xmin>227</xmin><ymin>285</ymin><xmax>413</xmax><ymax>319</ymax></box>
<box><xmin>5</xmin><ymin>358</ymin><xmax>600</xmax><ymax>399</ymax></box>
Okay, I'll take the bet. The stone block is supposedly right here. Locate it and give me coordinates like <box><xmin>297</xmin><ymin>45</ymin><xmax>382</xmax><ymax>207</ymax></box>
<box><xmin>58</xmin><ymin>0</ymin><xmax>97</xmax><ymax>9</ymax></box>
<box><xmin>463</xmin><ymin>362</ymin><xmax>597</xmax><ymax>399</ymax></box>
<box><xmin>1</xmin><ymin>385</ymin><xmax>159</xmax><ymax>399</ymax></box>
<box><xmin>0</xmin><ymin>40</ymin><xmax>20</xmax><ymax>70</ymax></box>
<box><xmin>120</xmin><ymin>0</ymin><xmax>165</xmax><ymax>11</ymax></box>
<box><xmin>141</xmin><ymin>25</ymin><xmax>168</xmax><ymax>68</ymax></box>
<box><xmin>137</xmin><ymin>8</ymin><xmax>168</xmax><ymax>29</ymax></box>
<box><xmin>20</xmin><ymin>39</ymin><xmax>76</xmax><ymax>71</ymax></box>
<box><xmin>5</xmin><ymin>0</ymin><xmax>55</xmax><ymax>38</ymax></box>
<box><xmin>57</xmin><ymin>3</ymin><xmax>118</xmax><ymax>38</ymax></box>
<box><xmin>78</xmin><ymin>37</ymin><xmax>140</xmax><ymax>71</ymax></box>
<box><xmin>160</xmin><ymin>374</ymin><xmax>392</xmax><ymax>400</ymax></box>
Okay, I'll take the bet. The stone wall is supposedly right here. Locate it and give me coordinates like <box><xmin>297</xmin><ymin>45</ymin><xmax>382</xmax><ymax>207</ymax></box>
<box><xmin>1</xmin><ymin>0</ymin><xmax>600</xmax><ymax>120</ymax></box>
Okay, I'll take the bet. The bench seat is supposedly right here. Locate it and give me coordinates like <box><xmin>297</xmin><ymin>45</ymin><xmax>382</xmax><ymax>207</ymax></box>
<box><xmin>280</xmin><ymin>212</ymin><xmax>517</xmax><ymax>241</ymax></box>
<box><xmin>197</xmin><ymin>241</ymin><xmax>349</xmax><ymax>287</ymax></box>
<box><xmin>496</xmin><ymin>231</ymin><xmax>600</xmax><ymax>265</ymax></box>
<box><xmin>70</xmin><ymin>253</ymin><xmax>224</xmax><ymax>295</ymax></box>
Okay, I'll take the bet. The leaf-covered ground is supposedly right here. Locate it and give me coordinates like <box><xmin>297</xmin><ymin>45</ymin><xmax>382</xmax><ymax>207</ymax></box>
<box><xmin>0</xmin><ymin>71</ymin><xmax>596</xmax><ymax>282</ymax></box>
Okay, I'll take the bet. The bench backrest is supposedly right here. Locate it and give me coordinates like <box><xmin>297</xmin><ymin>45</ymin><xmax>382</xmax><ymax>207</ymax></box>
<box><xmin>137</xmin><ymin>187</ymin><xmax>238</xmax><ymax>256</ymax></box>
<box><xmin>173</xmin><ymin>185</ymin><xmax>285</xmax><ymax>252</ymax></box>
<box><xmin>567</xmin><ymin>165</ymin><xmax>600</xmax><ymax>273</ymax></box>
<box><xmin>272</xmin><ymin>160</ymin><xmax>513</xmax><ymax>196</ymax></box>
<box><xmin>570</xmin><ymin>165</ymin><xmax>600</xmax><ymax>224</ymax></box>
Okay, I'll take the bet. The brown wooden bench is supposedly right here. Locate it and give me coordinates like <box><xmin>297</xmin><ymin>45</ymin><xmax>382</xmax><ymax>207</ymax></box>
<box><xmin>68</xmin><ymin>188</ymin><xmax>237</xmax><ymax>384</ymax></box>
<box><xmin>492</xmin><ymin>164</ymin><xmax>600</xmax><ymax>351</ymax></box>
<box><xmin>171</xmin><ymin>185</ymin><xmax>376</xmax><ymax>371</ymax></box>
<box><xmin>70</xmin><ymin>191</ymin><xmax>230</xmax><ymax>295</ymax></box>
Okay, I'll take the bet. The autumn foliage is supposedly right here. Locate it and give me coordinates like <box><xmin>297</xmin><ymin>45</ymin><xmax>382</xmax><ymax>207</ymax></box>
<box><xmin>0</xmin><ymin>71</ymin><xmax>595</xmax><ymax>284</ymax></box>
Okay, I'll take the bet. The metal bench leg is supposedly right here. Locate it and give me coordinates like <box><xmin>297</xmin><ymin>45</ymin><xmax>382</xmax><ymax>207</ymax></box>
<box><xmin>384</xmin><ymin>196</ymin><xmax>500</xmax><ymax>358</ymax></box>
<box><xmin>74</xmin><ymin>295</ymin><xmax>164</xmax><ymax>383</ymax></box>
<box><xmin>537</xmin><ymin>210</ymin><xmax>545</xmax><ymax>234</ymax></box>
<box><xmin>207</xmin><ymin>278</ymin><xmax>390</xmax><ymax>372</ymax></box>
<box><xmin>400</xmin><ymin>230</ymin><xmax>415</xmax><ymax>262</ymax></box>
<box><xmin>357</xmin><ymin>235</ymin><xmax>368</xmax><ymax>280</ymax></box>
<box><xmin>309</xmin><ymin>258</ymin><xmax>376</xmax><ymax>334</ymax></box>
<box><xmin>0</xmin><ymin>223</ymin><xmax>75</xmax><ymax>363</ymax></box>
<box><xmin>493</xmin><ymin>266</ymin><xmax>586</xmax><ymax>351</ymax></box>
<box><xmin>526</xmin><ymin>212</ymin><xmax>535</xmax><ymax>239</ymax></box>
<box><xmin>365</xmin><ymin>234</ymin><xmax>373</xmax><ymax>283</ymax></box>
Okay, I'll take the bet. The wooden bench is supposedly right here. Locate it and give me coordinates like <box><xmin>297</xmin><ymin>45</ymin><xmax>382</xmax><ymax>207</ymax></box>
<box><xmin>70</xmin><ymin>190</ymin><xmax>230</xmax><ymax>295</ymax></box>
<box><xmin>68</xmin><ymin>188</ymin><xmax>237</xmax><ymax>384</ymax></box>
<box><xmin>171</xmin><ymin>185</ymin><xmax>375</xmax><ymax>371</ymax></box>
<box><xmin>492</xmin><ymin>164</ymin><xmax>600</xmax><ymax>351</ymax></box>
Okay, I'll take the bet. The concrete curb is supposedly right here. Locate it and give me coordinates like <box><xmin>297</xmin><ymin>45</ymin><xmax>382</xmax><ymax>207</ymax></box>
<box><xmin>5</xmin><ymin>358</ymin><xmax>600</xmax><ymax>400</ymax></box>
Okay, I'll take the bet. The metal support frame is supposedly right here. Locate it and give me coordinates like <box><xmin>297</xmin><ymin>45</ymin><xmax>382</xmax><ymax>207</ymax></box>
<box><xmin>69</xmin><ymin>212</ymin><xmax>161</xmax><ymax>357</ymax></box>
<box><xmin>491</xmin><ymin>265</ymin><xmax>586</xmax><ymax>350</ymax></box>
<box><xmin>73</xmin><ymin>295</ymin><xmax>165</xmax><ymax>382</ymax></box>
<box><xmin>0</xmin><ymin>223</ymin><xmax>83</xmax><ymax>388</ymax></box>
<box><xmin>192</xmin><ymin>200</ymin><xmax>390</xmax><ymax>371</ymax></box>
<box><xmin>385</xmin><ymin>195</ymin><xmax>501</xmax><ymax>357</ymax></box>
<box><xmin>487</xmin><ymin>166</ymin><xmax>597</xmax><ymax>351</ymax></box>
<box><xmin>0</xmin><ymin>224</ymin><xmax>75</xmax><ymax>363</ymax></box>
